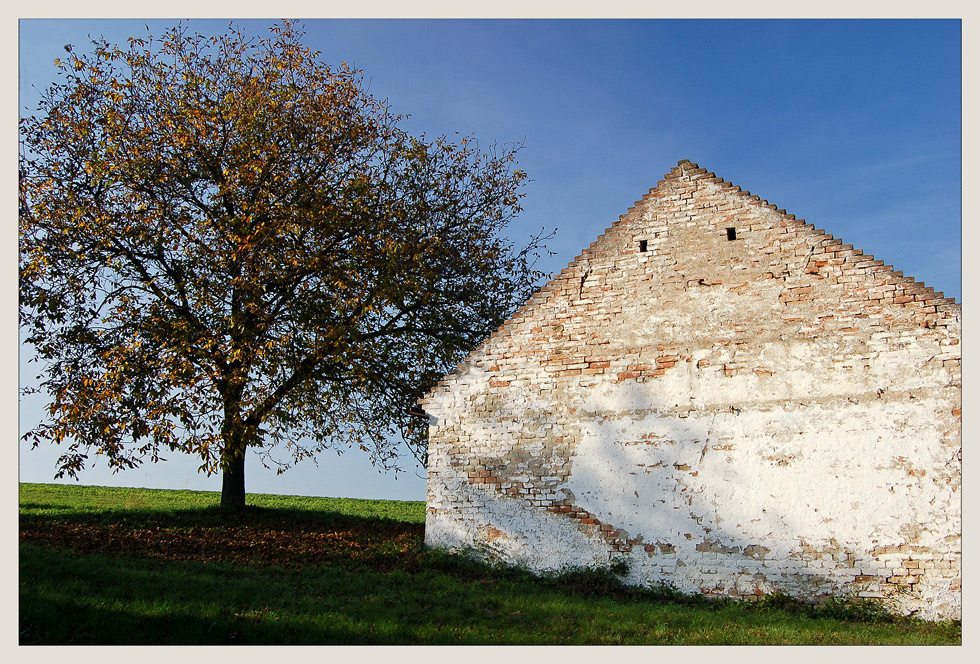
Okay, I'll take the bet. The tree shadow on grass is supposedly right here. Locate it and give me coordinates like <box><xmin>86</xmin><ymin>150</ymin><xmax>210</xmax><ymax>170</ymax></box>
<box><xmin>18</xmin><ymin>540</ymin><xmax>724</xmax><ymax>645</ymax></box>
<box><xmin>20</xmin><ymin>569</ymin><xmax>377</xmax><ymax>644</ymax></box>
<box><xmin>20</xmin><ymin>505</ymin><xmax>956</xmax><ymax>645</ymax></box>
<box><xmin>20</xmin><ymin>541</ymin><xmax>551</xmax><ymax>645</ymax></box>
<box><xmin>21</xmin><ymin>542</ymin><xmax>955</xmax><ymax>646</ymax></box>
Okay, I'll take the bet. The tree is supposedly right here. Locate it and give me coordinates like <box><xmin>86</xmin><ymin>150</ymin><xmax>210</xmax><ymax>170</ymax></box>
<box><xmin>20</xmin><ymin>21</ymin><xmax>549</xmax><ymax>509</ymax></box>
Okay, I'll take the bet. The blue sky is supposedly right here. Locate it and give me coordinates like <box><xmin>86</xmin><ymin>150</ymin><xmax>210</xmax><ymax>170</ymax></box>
<box><xmin>18</xmin><ymin>18</ymin><xmax>962</xmax><ymax>502</ymax></box>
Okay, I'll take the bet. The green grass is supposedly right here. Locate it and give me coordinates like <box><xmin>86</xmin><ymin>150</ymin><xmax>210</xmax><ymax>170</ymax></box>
<box><xmin>19</xmin><ymin>482</ymin><xmax>961</xmax><ymax>645</ymax></box>
<box><xmin>19</xmin><ymin>481</ymin><xmax>424</xmax><ymax>524</ymax></box>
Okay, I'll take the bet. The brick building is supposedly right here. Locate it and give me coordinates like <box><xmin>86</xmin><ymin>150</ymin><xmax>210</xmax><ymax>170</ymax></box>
<box><xmin>419</xmin><ymin>160</ymin><xmax>961</xmax><ymax>620</ymax></box>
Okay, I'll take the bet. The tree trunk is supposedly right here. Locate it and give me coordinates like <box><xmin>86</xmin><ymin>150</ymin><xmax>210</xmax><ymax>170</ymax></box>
<box><xmin>219</xmin><ymin>411</ymin><xmax>249</xmax><ymax>510</ymax></box>
<box><xmin>220</xmin><ymin>446</ymin><xmax>247</xmax><ymax>510</ymax></box>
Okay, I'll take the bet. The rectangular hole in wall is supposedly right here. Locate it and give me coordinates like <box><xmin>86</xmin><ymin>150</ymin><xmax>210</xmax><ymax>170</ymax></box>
<box><xmin>726</xmin><ymin>227</ymin><xmax>737</xmax><ymax>241</ymax></box>
<box><xmin>639</xmin><ymin>239</ymin><xmax>648</xmax><ymax>252</ymax></box>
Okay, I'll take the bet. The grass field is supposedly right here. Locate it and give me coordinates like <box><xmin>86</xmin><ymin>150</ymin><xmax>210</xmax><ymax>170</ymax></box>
<box><xmin>19</xmin><ymin>482</ymin><xmax>961</xmax><ymax>645</ymax></box>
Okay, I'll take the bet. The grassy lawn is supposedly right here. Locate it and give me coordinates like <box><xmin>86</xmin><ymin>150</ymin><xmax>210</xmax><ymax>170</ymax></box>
<box><xmin>19</xmin><ymin>482</ymin><xmax>961</xmax><ymax>645</ymax></box>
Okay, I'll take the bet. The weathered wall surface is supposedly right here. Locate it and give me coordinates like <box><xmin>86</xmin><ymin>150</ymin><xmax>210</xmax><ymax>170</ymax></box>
<box><xmin>421</xmin><ymin>160</ymin><xmax>961</xmax><ymax>620</ymax></box>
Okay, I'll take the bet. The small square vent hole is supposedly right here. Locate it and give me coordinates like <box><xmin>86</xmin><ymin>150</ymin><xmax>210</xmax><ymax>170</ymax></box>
<box><xmin>726</xmin><ymin>227</ymin><xmax>737</xmax><ymax>241</ymax></box>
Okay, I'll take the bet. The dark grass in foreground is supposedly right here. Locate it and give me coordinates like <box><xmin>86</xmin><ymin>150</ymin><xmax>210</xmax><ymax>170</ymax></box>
<box><xmin>19</xmin><ymin>483</ymin><xmax>961</xmax><ymax>645</ymax></box>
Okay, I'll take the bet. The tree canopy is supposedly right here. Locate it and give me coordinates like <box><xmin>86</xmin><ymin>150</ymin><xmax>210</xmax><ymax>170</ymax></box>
<box><xmin>19</xmin><ymin>21</ymin><xmax>548</xmax><ymax>509</ymax></box>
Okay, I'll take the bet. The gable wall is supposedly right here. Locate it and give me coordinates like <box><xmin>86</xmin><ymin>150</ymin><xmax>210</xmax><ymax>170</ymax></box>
<box><xmin>420</xmin><ymin>161</ymin><xmax>961</xmax><ymax>619</ymax></box>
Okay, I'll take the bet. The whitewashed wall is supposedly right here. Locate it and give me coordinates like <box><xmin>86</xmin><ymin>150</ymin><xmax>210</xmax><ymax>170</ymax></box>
<box><xmin>422</xmin><ymin>161</ymin><xmax>961</xmax><ymax>620</ymax></box>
